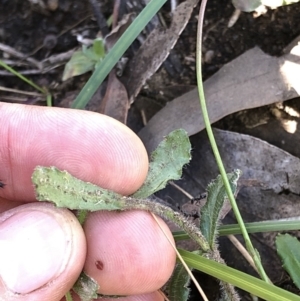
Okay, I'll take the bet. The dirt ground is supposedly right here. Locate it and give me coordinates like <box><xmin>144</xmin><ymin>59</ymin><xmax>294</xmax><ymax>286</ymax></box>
<box><xmin>1</xmin><ymin>0</ymin><xmax>300</xmax><ymax>300</ymax></box>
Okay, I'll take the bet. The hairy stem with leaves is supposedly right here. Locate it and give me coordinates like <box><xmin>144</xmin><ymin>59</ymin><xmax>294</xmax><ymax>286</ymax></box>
<box><xmin>32</xmin><ymin>166</ymin><xmax>210</xmax><ymax>251</ymax></box>
<box><xmin>33</xmin><ymin>165</ymin><xmax>243</xmax><ymax>300</ymax></box>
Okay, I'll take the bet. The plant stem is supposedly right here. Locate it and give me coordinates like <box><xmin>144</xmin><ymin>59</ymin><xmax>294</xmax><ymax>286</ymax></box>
<box><xmin>174</xmin><ymin>218</ymin><xmax>300</xmax><ymax>240</ymax></box>
<box><xmin>136</xmin><ymin>197</ymin><xmax>238</xmax><ymax>300</ymax></box>
<box><xmin>65</xmin><ymin>291</ymin><xmax>73</xmax><ymax>301</ymax></box>
<box><xmin>77</xmin><ymin>210</ymin><xmax>88</xmax><ymax>225</ymax></box>
<box><xmin>0</xmin><ymin>60</ymin><xmax>44</xmax><ymax>93</ymax></box>
<box><xmin>124</xmin><ymin>197</ymin><xmax>210</xmax><ymax>252</ymax></box>
<box><xmin>33</xmin><ymin>166</ymin><xmax>211</xmax><ymax>251</ymax></box>
<box><xmin>195</xmin><ymin>0</ymin><xmax>270</xmax><ymax>283</ymax></box>
<box><xmin>46</xmin><ymin>94</ymin><xmax>52</xmax><ymax>107</ymax></box>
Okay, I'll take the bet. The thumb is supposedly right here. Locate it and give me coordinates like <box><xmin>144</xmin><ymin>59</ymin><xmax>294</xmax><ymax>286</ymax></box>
<box><xmin>0</xmin><ymin>203</ymin><xmax>86</xmax><ymax>301</ymax></box>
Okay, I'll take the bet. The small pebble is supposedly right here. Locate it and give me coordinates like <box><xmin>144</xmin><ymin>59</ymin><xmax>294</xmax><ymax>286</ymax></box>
<box><xmin>43</xmin><ymin>34</ymin><xmax>57</xmax><ymax>49</ymax></box>
<box><xmin>204</xmin><ymin>50</ymin><xmax>215</xmax><ymax>64</ymax></box>
<box><xmin>47</xmin><ymin>0</ymin><xmax>58</xmax><ymax>11</ymax></box>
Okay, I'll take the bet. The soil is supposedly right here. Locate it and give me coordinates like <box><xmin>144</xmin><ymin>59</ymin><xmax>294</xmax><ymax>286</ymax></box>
<box><xmin>1</xmin><ymin>0</ymin><xmax>300</xmax><ymax>300</ymax></box>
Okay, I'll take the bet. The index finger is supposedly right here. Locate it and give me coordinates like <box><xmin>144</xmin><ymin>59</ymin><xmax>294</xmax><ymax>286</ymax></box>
<box><xmin>0</xmin><ymin>103</ymin><xmax>149</xmax><ymax>202</ymax></box>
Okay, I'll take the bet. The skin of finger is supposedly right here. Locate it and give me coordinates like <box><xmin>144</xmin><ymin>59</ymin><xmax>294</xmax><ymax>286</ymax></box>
<box><xmin>0</xmin><ymin>103</ymin><xmax>149</xmax><ymax>202</ymax></box>
<box><xmin>0</xmin><ymin>203</ymin><xmax>86</xmax><ymax>301</ymax></box>
<box><xmin>0</xmin><ymin>103</ymin><xmax>173</xmax><ymax>299</ymax></box>
<box><xmin>65</xmin><ymin>290</ymin><xmax>165</xmax><ymax>301</ymax></box>
<box><xmin>83</xmin><ymin>210</ymin><xmax>177</xmax><ymax>296</ymax></box>
<box><xmin>0</xmin><ymin>198</ymin><xmax>24</xmax><ymax>214</ymax></box>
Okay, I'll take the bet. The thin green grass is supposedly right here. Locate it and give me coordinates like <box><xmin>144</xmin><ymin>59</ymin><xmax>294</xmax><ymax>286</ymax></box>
<box><xmin>173</xmin><ymin>219</ymin><xmax>300</xmax><ymax>240</ymax></box>
<box><xmin>195</xmin><ymin>0</ymin><xmax>269</xmax><ymax>283</ymax></box>
<box><xmin>0</xmin><ymin>60</ymin><xmax>52</xmax><ymax>106</ymax></box>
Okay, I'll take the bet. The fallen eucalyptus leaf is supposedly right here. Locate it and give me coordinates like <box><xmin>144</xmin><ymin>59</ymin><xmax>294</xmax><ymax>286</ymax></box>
<box><xmin>105</xmin><ymin>13</ymin><xmax>135</xmax><ymax>50</ymax></box>
<box><xmin>139</xmin><ymin>41</ymin><xmax>300</xmax><ymax>153</ymax></box>
<box><xmin>262</xmin><ymin>0</ymin><xmax>300</xmax><ymax>9</ymax></box>
<box><xmin>121</xmin><ymin>0</ymin><xmax>199</xmax><ymax>102</ymax></box>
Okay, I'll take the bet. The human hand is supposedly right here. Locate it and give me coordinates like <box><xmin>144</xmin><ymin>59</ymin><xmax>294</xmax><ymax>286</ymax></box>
<box><xmin>0</xmin><ymin>103</ymin><xmax>176</xmax><ymax>301</ymax></box>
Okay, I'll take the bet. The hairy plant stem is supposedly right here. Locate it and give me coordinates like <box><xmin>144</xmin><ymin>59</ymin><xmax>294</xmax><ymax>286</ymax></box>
<box><xmin>207</xmin><ymin>249</ymin><xmax>241</xmax><ymax>301</ymax></box>
<box><xmin>123</xmin><ymin>197</ymin><xmax>210</xmax><ymax>252</ymax></box>
<box><xmin>125</xmin><ymin>198</ymin><xmax>239</xmax><ymax>300</ymax></box>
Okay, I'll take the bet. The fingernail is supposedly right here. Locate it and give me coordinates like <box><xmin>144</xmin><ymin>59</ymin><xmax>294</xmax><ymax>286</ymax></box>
<box><xmin>0</xmin><ymin>210</ymin><xmax>69</xmax><ymax>294</ymax></box>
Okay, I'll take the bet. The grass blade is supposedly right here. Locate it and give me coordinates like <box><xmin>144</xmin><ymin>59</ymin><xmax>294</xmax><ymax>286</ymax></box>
<box><xmin>71</xmin><ymin>0</ymin><xmax>167</xmax><ymax>109</ymax></box>
<box><xmin>173</xmin><ymin>219</ymin><xmax>300</xmax><ymax>240</ymax></box>
<box><xmin>178</xmin><ymin>249</ymin><xmax>300</xmax><ymax>301</ymax></box>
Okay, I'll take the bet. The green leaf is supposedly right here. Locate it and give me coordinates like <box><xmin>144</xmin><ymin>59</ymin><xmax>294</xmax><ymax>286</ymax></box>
<box><xmin>73</xmin><ymin>272</ymin><xmax>99</xmax><ymax>301</ymax></box>
<box><xmin>82</xmin><ymin>39</ymin><xmax>106</xmax><ymax>62</ymax></box>
<box><xmin>164</xmin><ymin>263</ymin><xmax>191</xmax><ymax>301</ymax></box>
<box><xmin>276</xmin><ymin>234</ymin><xmax>300</xmax><ymax>289</ymax></box>
<box><xmin>62</xmin><ymin>51</ymin><xmax>95</xmax><ymax>81</ymax></box>
<box><xmin>32</xmin><ymin>130</ymin><xmax>191</xmax><ymax>209</ymax></box>
<box><xmin>81</xmin><ymin>45</ymin><xmax>98</xmax><ymax>61</ymax></box>
<box><xmin>32</xmin><ymin>166</ymin><xmax>125</xmax><ymax>211</ymax></box>
<box><xmin>93</xmin><ymin>38</ymin><xmax>106</xmax><ymax>58</ymax></box>
<box><xmin>65</xmin><ymin>291</ymin><xmax>73</xmax><ymax>301</ymax></box>
<box><xmin>200</xmin><ymin>170</ymin><xmax>240</xmax><ymax>249</ymax></box>
<box><xmin>132</xmin><ymin>129</ymin><xmax>191</xmax><ymax>198</ymax></box>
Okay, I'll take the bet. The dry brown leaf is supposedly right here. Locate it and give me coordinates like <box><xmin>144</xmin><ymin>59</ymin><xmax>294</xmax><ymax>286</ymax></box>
<box><xmin>121</xmin><ymin>0</ymin><xmax>199</xmax><ymax>103</ymax></box>
<box><xmin>105</xmin><ymin>13</ymin><xmax>135</xmax><ymax>50</ymax></box>
<box><xmin>139</xmin><ymin>41</ymin><xmax>300</xmax><ymax>153</ymax></box>
<box><xmin>97</xmin><ymin>70</ymin><xmax>129</xmax><ymax>124</ymax></box>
